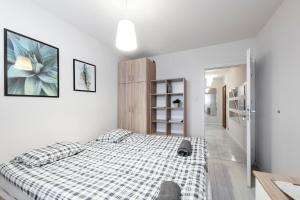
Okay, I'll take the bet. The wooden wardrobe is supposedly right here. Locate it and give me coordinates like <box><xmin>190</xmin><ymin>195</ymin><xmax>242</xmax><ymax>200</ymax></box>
<box><xmin>118</xmin><ymin>58</ymin><xmax>156</xmax><ymax>134</ymax></box>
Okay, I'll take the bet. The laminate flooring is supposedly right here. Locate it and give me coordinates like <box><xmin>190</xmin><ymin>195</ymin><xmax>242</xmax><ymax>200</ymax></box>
<box><xmin>206</xmin><ymin>125</ymin><xmax>255</xmax><ymax>200</ymax></box>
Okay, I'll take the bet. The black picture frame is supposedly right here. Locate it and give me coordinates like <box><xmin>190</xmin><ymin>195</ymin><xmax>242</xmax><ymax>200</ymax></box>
<box><xmin>4</xmin><ymin>28</ymin><xmax>59</xmax><ymax>98</ymax></box>
<box><xmin>73</xmin><ymin>59</ymin><xmax>96</xmax><ymax>92</ymax></box>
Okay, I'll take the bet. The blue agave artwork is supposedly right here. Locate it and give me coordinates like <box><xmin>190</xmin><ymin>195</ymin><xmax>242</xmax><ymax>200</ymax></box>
<box><xmin>5</xmin><ymin>29</ymin><xmax>59</xmax><ymax>97</ymax></box>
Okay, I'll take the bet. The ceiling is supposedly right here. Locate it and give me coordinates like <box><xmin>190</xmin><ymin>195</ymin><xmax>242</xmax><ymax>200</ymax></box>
<box><xmin>30</xmin><ymin>0</ymin><xmax>283</xmax><ymax>58</ymax></box>
<box><xmin>205</xmin><ymin>68</ymin><xmax>229</xmax><ymax>79</ymax></box>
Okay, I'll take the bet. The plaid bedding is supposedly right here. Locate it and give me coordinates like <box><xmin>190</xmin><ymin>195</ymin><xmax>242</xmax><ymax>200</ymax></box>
<box><xmin>0</xmin><ymin>134</ymin><xmax>207</xmax><ymax>200</ymax></box>
<box><xmin>121</xmin><ymin>134</ymin><xmax>207</xmax><ymax>165</ymax></box>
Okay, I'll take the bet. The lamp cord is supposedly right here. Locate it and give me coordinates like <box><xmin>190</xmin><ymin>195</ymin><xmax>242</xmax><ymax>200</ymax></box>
<box><xmin>123</xmin><ymin>0</ymin><xmax>128</xmax><ymax>18</ymax></box>
<box><xmin>124</xmin><ymin>0</ymin><xmax>127</xmax><ymax>9</ymax></box>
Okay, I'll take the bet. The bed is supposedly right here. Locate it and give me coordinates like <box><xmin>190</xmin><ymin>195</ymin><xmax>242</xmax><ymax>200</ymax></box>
<box><xmin>0</xmin><ymin>133</ymin><xmax>208</xmax><ymax>200</ymax></box>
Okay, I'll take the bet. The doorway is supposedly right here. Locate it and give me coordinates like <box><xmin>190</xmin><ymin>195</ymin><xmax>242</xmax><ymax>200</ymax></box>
<box><xmin>204</xmin><ymin>59</ymin><xmax>255</xmax><ymax>199</ymax></box>
<box><xmin>205</xmin><ymin>64</ymin><xmax>247</xmax><ymax>157</ymax></box>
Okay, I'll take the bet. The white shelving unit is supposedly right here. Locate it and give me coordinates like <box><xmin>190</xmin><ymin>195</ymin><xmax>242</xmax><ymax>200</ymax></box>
<box><xmin>150</xmin><ymin>78</ymin><xmax>186</xmax><ymax>136</ymax></box>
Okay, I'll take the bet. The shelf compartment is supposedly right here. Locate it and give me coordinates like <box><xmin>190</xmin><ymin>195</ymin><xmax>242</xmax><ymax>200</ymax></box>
<box><xmin>168</xmin><ymin>121</ymin><xmax>184</xmax><ymax>124</ymax></box>
<box><xmin>156</xmin><ymin>131</ymin><xmax>167</xmax><ymax>135</ymax></box>
<box><xmin>167</xmin><ymin>107</ymin><xmax>184</xmax><ymax>110</ymax></box>
<box><xmin>168</xmin><ymin>120</ymin><xmax>184</xmax><ymax>124</ymax></box>
<box><xmin>170</xmin><ymin>123</ymin><xmax>184</xmax><ymax>135</ymax></box>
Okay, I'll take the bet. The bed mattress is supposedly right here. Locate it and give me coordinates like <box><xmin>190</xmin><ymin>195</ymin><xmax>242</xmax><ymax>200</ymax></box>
<box><xmin>0</xmin><ymin>134</ymin><xmax>208</xmax><ymax>200</ymax></box>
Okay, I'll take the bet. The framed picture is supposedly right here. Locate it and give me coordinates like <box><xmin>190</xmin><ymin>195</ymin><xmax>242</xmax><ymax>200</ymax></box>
<box><xmin>4</xmin><ymin>29</ymin><xmax>59</xmax><ymax>97</ymax></box>
<box><xmin>73</xmin><ymin>59</ymin><xmax>96</xmax><ymax>92</ymax></box>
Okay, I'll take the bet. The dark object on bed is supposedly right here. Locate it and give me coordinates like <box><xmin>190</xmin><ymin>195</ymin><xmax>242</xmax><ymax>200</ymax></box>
<box><xmin>177</xmin><ymin>140</ymin><xmax>192</xmax><ymax>157</ymax></box>
<box><xmin>158</xmin><ymin>181</ymin><xmax>181</xmax><ymax>200</ymax></box>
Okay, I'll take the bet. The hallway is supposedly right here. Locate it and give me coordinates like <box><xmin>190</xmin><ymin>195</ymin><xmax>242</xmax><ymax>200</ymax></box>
<box><xmin>206</xmin><ymin>125</ymin><xmax>254</xmax><ymax>200</ymax></box>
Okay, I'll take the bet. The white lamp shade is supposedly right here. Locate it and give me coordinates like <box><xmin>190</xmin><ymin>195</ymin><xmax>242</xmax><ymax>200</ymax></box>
<box><xmin>116</xmin><ymin>19</ymin><xmax>137</xmax><ymax>51</ymax></box>
<box><xmin>14</xmin><ymin>56</ymin><xmax>33</xmax><ymax>71</ymax></box>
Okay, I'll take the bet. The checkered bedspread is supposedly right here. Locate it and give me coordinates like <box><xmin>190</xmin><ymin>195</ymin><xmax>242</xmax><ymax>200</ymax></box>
<box><xmin>0</xmin><ymin>134</ymin><xmax>208</xmax><ymax>200</ymax></box>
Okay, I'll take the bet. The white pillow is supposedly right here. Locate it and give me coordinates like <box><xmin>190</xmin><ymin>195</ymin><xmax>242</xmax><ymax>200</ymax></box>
<box><xmin>97</xmin><ymin>129</ymin><xmax>132</xmax><ymax>143</ymax></box>
<box><xmin>14</xmin><ymin>142</ymin><xmax>85</xmax><ymax>168</ymax></box>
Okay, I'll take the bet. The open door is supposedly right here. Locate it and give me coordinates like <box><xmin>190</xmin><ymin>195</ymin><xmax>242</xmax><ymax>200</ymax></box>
<box><xmin>246</xmin><ymin>48</ymin><xmax>256</xmax><ymax>187</ymax></box>
<box><xmin>222</xmin><ymin>85</ymin><xmax>227</xmax><ymax>129</ymax></box>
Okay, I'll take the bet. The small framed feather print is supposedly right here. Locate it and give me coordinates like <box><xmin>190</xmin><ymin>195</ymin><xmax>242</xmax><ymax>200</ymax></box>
<box><xmin>73</xmin><ymin>59</ymin><xmax>96</xmax><ymax>92</ymax></box>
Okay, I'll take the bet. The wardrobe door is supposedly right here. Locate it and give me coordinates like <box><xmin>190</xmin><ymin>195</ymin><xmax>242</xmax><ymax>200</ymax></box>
<box><xmin>131</xmin><ymin>82</ymin><xmax>148</xmax><ymax>133</ymax></box>
<box><xmin>131</xmin><ymin>58</ymin><xmax>147</xmax><ymax>82</ymax></box>
<box><xmin>118</xmin><ymin>61</ymin><xmax>132</xmax><ymax>83</ymax></box>
<box><xmin>118</xmin><ymin>84</ymin><xmax>132</xmax><ymax>130</ymax></box>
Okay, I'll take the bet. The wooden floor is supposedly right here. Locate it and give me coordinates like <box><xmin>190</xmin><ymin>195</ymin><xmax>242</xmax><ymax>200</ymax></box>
<box><xmin>206</xmin><ymin>125</ymin><xmax>254</xmax><ymax>200</ymax></box>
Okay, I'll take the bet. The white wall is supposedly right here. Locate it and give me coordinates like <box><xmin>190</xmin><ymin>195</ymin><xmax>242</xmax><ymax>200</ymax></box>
<box><xmin>0</xmin><ymin>0</ymin><xmax>119</xmax><ymax>163</ymax></box>
<box><xmin>255</xmin><ymin>0</ymin><xmax>300</xmax><ymax>177</ymax></box>
<box><xmin>152</xmin><ymin>39</ymin><xmax>255</xmax><ymax>137</ymax></box>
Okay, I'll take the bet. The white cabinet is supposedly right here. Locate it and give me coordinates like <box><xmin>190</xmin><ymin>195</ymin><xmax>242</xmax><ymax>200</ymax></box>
<box><xmin>255</xmin><ymin>179</ymin><xmax>271</xmax><ymax>200</ymax></box>
<box><xmin>253</xmin><ymin>171</ymin><xmax>298</xmax><ymax>200</ymax></box>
